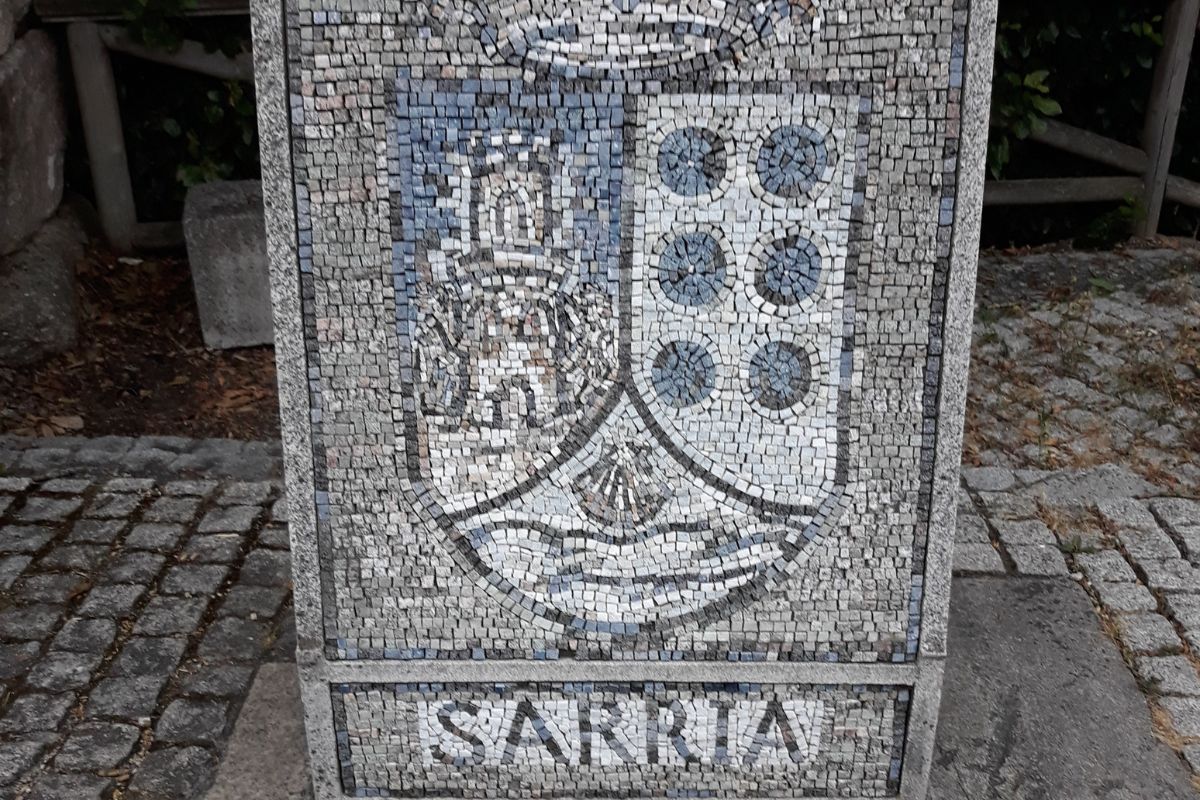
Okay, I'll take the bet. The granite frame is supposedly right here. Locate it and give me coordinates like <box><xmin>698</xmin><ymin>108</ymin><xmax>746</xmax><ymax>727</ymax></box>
<box><xmin>249</xmin><ymin>0</ymin><xmax>999</xmax><ymax>795</ymax></box>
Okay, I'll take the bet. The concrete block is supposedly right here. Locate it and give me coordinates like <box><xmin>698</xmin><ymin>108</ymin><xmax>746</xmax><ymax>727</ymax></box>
<box><xmin>183</xmin><ymin>181</ymin><xmax>272</xmax><ymax>349</ymax></box>
<box><xmin>0</xmin><ymin>211</ymin><xmax>84</xmax><ymax>364</ymax></box>
<box><xmin>0</xmin><ymin>31</ymin><xmax>66</xmax><ymax>255</ymax></box>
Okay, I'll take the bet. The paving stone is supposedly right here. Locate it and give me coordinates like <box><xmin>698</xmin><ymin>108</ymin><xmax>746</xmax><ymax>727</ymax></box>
<box><xmin>125</xmin><ymin>746</ymin><xmax>216</xmax><ymax>800</ymax></box>
<box><xmin>1161</xmin><ymin>697</ymin><xmax>1200</xmax><ymax>738</ymax></box>
<box><xmin>53</xmin><ymin>617</ymin><xmax>117</xmax><ymax>653</ymax></box>
<box><xmin>1119</xmin><ymin>527</ymin><xmax>1182</xmax><ymax>563</ymax></box>
<box><xmin>39</xmin><ymin>479</ymin><xmax>92</xmax><ymax>494</ymax></box>
<box><xmin>238</xmin><ymin>548</ymin><xmax>290</xmax><ymax>587</ymax></box>
<box><xmin>142</xmin><ymin>496</ymin><xmax>202</xmax><ymax>524</ymax></box>
<box><xmin>156</xmin><ymin>698</ymin><xmax>229</xmax><ymax>745</ymax></box>
<box><xmin>1093</xmin><ymin>581</ymin><xmax>1158</xmax><ymax>614</ymax></box>
<box><xmin>1139</xmin><ymin>558</ymin><xmax>1200</xmax><ymax>593</ymax></box>
<box><xmin>15</xmin><ymin>496</ymin><xmax>82</xmax><ymax>522</ymax></box>
<box><xmin>0</xmin><ymin>524</ymin><xmax>54</xmax><ymax>553</ymax></box>
<box><xmin>1077</xmin><ymin>550</ymin><xmax>1137</xmax><ymax>583</ymax></box>
<box><xmin>974</xmin><ymin>491</ymin><xmax>1039</xmax><ymax>521</ymax></box>
<box><xmin>961</xmin><ymin>466</ymin><xmax>1016</xmax><ymax>493</ymax></box>
<box><xmin>1097</xmin><ymin>498</ymin><xmax>1161</xmax><ymax>532</ymax></box>
<box><xmin>25</xmin><ymin>772</ymin><xmax>111</xmax><ymax>800</ymax></box>
<box><xmin>1117</xmin><ymin>613</ymin><xmax>1181</xmax><ymax>655</ymax></box>
<box><xmin>219</xmin><ymin>584</ymin><xmax>289</xmax><ymax>619</ymax></box>
<box><xmin>0</xmin><ymin>692</ymin><xmax>74</xmax><ymax>732</ymax></box>
<box><xmin>162</xmin><ymin>480</ymin><xmax>219</xmax><ymax>497</ymax></box>
<box><xmin>1150</xmin><ymin>497</ymin><xmax>1200</xmax><ymax>530</ymax></box>
<box><xmin>135</xmin><ymin>596</ymin><xmax>209</xmax><ymax>636</ymax></box>
<box><xmin>0</xmin><ymin>641</ymin><xmax>41</xmax><ymax>679</ymax></box>
<box><xmin>954</xmin><ymin>511</ymin><xmax>991</xmax><ymax>545</ymax></box>
<box><xmin>125</xmin><ymin>523</ymin><xmax>187</xmax><ymax>551</ymax></box>
<box><xmin>67</xmin><ymin>518</ymin><xmax>125</xmax><ymax>544</ymax></box>
<box><xmin>0</xmin><ymin>603</ymin><xmax>61</xmax><ymax>639</ymax></box>
<box><xmin>54</xmin><ymin>721</ymin><xmax>141</xmax><ymax>771</ymax></box>
<box><xmin>1182</xmin><ymin>745</ymin><xmax>1200</xmax><ymax>775</ymax></box>
<box><xmin>1134</xmin><ymin>656</ymin><xmax>1200</xmax><ymax>696</ymax></box>
<box><xmin>18</xmin><ymin>573</ymin><xmax>89</xmax><ymax>605</ymax></box>
<box><xmin>0</xmin><ymin>478</ymin><xmax>32</xmax><ymax>492</ymax></box>
<box><xmin>993</xmin><ymin>519</ymin><xmax>1056</xmax><ymax>547</ymax></box>
<box><xmin>104</xmin><ymin>551</ymin><xmax>166</xmax><ymax>583</ymax></box>
<box><xmin>0</xmin><ymin>554</ymin><xmax>30</xmax><ymax>589</ymax></box>
<box><xmin>104</xmin><ymin>478</ymin><xmax>156</xmax><ymax>492</ymax></box>
<box><xmin>198</xmin><ymin>505</ymin><xmax>259</xmax><ymax>534</ymax></box>
<box><xmin>179</xmin><ymin>663</ymin><xmax>254</xmax><ymax>698</ymax></box>
<box><xmin>257</xmin><ymin>524</ymin><xmax>289</xmax><ymax>550</ymax></box>
<box><xmin>1030</xmin><ymin>464</ymin><xmax>1158</xmax><ymax>503</ymax></box>
<box><xmin>268</xmin><ymin>498</ymin><xmax>288</xmax><ymax>523</ymax></box>
<box><xmin>25</xmin><ymin>649</ymin><xmax>104</xmax><ymax>690</ymax></box>
<box><xmin>109</xmin><ymin>636</ymin><xmax>187</xmax><ymax>678</ymax></box>
<box><xmin>182</xmin><ymin>533</ymin><xmax>244</xmax><ymax>563</ymax></box>
<box><xmin>1166</xmin><ymin>595</ymin><xmax>1200</xmax><ymax>629</ymax></box>
<box><xmin>0</xmin><ymin>495</ymin><xmax>12</xmax><ymax>516</ymax></box>
<box><xmin>217</xmin><ymin>481</ymin><xmax>274</xmax><ymax>506</ymax></box>
<box><xmin>951</xmin><ymin>543</ymin><xmax>1005</xmax><ymax>574</ymax></box>
<box><xmin>37</xmin><ymin>544</ymin><xmax>107</xmax><ymax>571</ymax></box>
<box><xmin>84</xmin><ymin>492</ymin><xmax>142</xmax><ymax>519</ymax></box>
<box><xmin>161</xmin><ymin>564</ymin><xmax>229</xmax><ymax>596</ymax></box>
<box><xmin>77</xmin><ymin>583</ymin><xmax>145</xmax><ymax>618</ymax></box>
<box><xmin>0</xmin><ymin>734</ymin><xmax>53</xmax><ymax>785</ymax></box>
<box><xmin>86</xmin><ymin>675</ymin><xmax>168</xmax><ymax>720</ymax></box>
<box><xmin>198</xmin><ymin>617</ymin><xmax>271</xmax><ymax>662</ymax></box>
<box><xmin>1008</xmin><ymin>545</ymin><xmax>1069</xmax><ymax>577</ymax></box>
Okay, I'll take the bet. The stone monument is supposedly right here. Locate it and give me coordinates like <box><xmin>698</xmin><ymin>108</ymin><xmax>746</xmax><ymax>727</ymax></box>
<box><xmin>250</xmin><ymin>0</ymin><xmax>997</xmax><ymax>796</ymax></box>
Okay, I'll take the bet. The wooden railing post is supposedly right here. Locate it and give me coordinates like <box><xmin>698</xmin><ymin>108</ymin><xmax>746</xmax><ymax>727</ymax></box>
<box><xmin>66</xmin><ymin>21</ymin><xmax>137</xmax><ymax>252</ymax></box>
<box><xmin>1138</xmin><ymin>0</ymin><xmax>1200</xmax><ymax>236</ymax></box>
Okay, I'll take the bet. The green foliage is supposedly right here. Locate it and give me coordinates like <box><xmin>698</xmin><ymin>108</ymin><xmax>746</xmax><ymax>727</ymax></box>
<box><xmin>988</xmin><ymin>20</ymin><xmax>1063</xmax><ymax>178</ymax></box>
<box><xmin>112</xmin><ymin>1</ymin><xmax>259</xmax><ymax>218</ymax></box>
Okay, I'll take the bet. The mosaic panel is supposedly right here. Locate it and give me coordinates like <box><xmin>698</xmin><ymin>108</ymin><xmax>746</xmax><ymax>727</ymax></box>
<box><xmin>333</xmin><ymin>682</ymin><xmax>909</xmax><ymax>797</ymax></box>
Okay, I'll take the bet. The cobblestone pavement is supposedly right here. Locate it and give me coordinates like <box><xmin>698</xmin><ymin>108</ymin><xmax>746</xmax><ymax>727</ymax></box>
<box><xmin>0</xmin><ymin>450</ymin><xmax>289</xmax><ymax>800</ymax></box>
<box><xmin>957</xmin><ymin>247</ymin><xmax>1200</xmax><ymax>786</ymax></box>
<box><xmin>0</xmin><ymin>248</ymin><xmax>1196</xmax><ymax>798</ymax></box>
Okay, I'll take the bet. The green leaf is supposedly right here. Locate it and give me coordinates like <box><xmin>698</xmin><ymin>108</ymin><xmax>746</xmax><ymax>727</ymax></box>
<box><xmin>1023</xmin><ymin>70</ymin><xmax>1051</xmax><ymax>92</ymax></box>
<box><xmin>161</xmin><ymin>118</ymin><xmax>182</xmax><ymax>137</ymax></box>
<box><xmin>1030</xmin><ymin>96</ymin><xmax>1062</xmax><ymax>116</ymax></box>
<box><xmin>1088</xmin><ymin>277</ymin><xmax>1117</xmax><ymax>295</ymax></box>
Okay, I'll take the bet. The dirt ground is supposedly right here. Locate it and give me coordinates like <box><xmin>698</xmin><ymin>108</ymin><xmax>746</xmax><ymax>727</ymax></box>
<box><xmin>0</xmin><ymin>247</ymin><xmax>280</xmax><ymax>440</ymax></box>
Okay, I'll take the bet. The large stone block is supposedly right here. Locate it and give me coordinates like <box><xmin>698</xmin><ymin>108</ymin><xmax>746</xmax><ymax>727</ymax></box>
<box><xmin>0</xmin><ymin>31</ymin><xmax>65</xmax><ymax>255</ymax></box>
<box><xmin>182</xmin><ymin>181</ymin><xmax>273</xmax><ymax>349</ymax></box>
<box><xmin>0</xmin><ymin>211</ymin><xmax>84</xmax><ymax>364</ymax></box>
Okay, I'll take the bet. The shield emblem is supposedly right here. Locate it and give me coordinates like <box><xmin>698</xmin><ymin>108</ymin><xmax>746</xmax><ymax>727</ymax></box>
<box><xmin>391</xmin><ymin>25</ymin><xmax>860</xmax><ymax>632</ymax></box>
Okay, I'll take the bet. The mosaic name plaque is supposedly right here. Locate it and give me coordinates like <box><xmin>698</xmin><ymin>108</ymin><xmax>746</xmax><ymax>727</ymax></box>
<box><xmin>250</xmin><ymin>0</ymin><xmax>997</xmax><ymax>796</ymax></box>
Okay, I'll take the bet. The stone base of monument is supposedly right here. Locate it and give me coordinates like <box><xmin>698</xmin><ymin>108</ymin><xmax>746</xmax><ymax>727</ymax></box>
<box><xmin>182</xmin><ymin>180</ymin><xmax>273</xmax><ymax>350</ymax></box>
<box><xmin>211</xmin><ymin>580</ymin><xmax>1195</xmax><ymax>799</ymax></box>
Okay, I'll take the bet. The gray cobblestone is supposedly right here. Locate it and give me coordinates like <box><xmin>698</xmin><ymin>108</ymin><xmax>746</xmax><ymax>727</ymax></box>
<box><xmin>219</xmin><ymin>584</ymin><xmax>289</xmax><ymax>619</ymax></box>
<box><xmin>66</xmin><ymin>519</ymin><xmax>125</xmax><ymax>544</ymax></box>
<box><xmin>77</xmin><ymin>584</ymin><xmax>145</xmax><ymax>618</ymax></box>
<box><xmin>1134</xmin><ymin>656</ymin><xmax>1200</xmax><ymax>696</ymax></box>
<box><xmin>1138</xmin><ymin>558</ymin><xmax>1200</xmax><ymax>593</ymax></box>
<box><xmin>0</xmin><ymin>478</ymin><xmax>32</xmax><ymax>492</ymax></box>
<box><xmin>993</xmin><ymin>519</ymin><xmax>1056</xmax><ymax>547</ymax></box>
<box><xmin>143</xmin><ymin>496</ymin><xmax>202</xmax><ymax>524</ymax></box>
<box><xmin>1097</xmin><ymin>498</ymin><xmax>1161</xmax><ymax>532</ymax></box>
<box><xmin>104</xmin><ymin>478</ymin><xmax>156</xmax><ymax>492</ymax></box>
<box><xmin>161</xmin><ymin>564</ymin><xmax>229</xmax><ymax>596</ymax></box>
<box><xmin>961</xmin><ymin>466</ymin><xmax>1016</xmax><ymax>493</ymax></box>
<box><xmin>0</xmin><ymin>641</ymin><xmax>41</xmax><ymax>679</ymax></box>
<box><xmin>179</xmin><ymin>663</ymin><xmax>254</xmax><ymax>698</ymax></box>
<box><xmin>125</xmin><ymin>746</ymin><xmax>216</xmax><ymax>800</ymax></box>
<box><xmin>0</xmin><ymin>496</ymin><xmax>12</xmax><ymax>516</ymax></box>
<box><xmin>162</xmin><ymin>480</ymin><xmax>219</xmax><ymax>496</ymax></box>
<box><xmin>1077</xmin><ymin>550</ymin><xmax>1137</xmax><ymax>583</ymax></box>
<box><xmin>103</xmin><ymin>552</ymin><xmax>165</xmax><ymax>584</ymax></box>
<box><xmin>197</xmin><ymin>504</ymin><xmax>258</xmax><ymax>534</ymax></box>
<box><xmin>52</xmin><ymin>618</ymin><xmax>117</xmax><ymax>652</ymax></box>
<box><xmin>109</xmin><ymin>636</ymin><xmax>187</xmax><ymax>678</ymax></box>
<box><xmin>39</xmin><ymin>479</ymin><xmax>93</xmax><ymax>494</ymax></box>
<box><xmin>1008</xmin><ymin>545</ymin><xmax>1070</xmax><ymax>577</ymax></box>
<box><xmin>182</xmin><ymin>532</ymin><xmax>245</xmax><ymax>563</ymax></box>
<box><xmin>25</xmin><ymin>649</ymin><xmax>105</xmax><ymax>690</ymax></box>
<box><xmin>0</xmin><ymin>555</ymin><xmax>32</xmax><ymax>589</ymax></box>
<box><xmin>951</xmin><ymin>543</ymin><xmax>1005</xmax><ymax>574</ymax></box>
<box><xmin>1160</xmin><ymin>697</ymin><xmax>1200</xmax><ymax>738</ymax></box>
<box><xmin>1119</xmin><ymin>527</ymin><xmax>1183</xmax><ymax>563</ymax></box>
<box><xmin>0</xmin><ymin>693</ymin><xmax>74</xmax><ymax>733</ymax></box>
<box><xmin>15</xmin><ymin>496</ymin><xmax>83</xmax><ymax>522</ymax></box>
<box><xmin>1093</xmin><ymin>582</ymin><xmax>1158</xmax><ymax>613</ymax></box>
<box><xmin>1117</xmin><ymin>613</ymin><xmax>1181</xmax><ymax>655</ymax></box>
<box><xmin>156</xmin><ymin>698</ymin><xmax>229</xmax><ymax>745</ymax></box>
<box><xmin>239</xmin><ymin>548</ymin><xmax>290</xmax><ymax>586</ymax></box>
<box><xmin>0</xmin><ymin>603</ymin><xmax>62</xmax><ymax>640</ymax></box>
<box><xmin>0</xmin><ymin>525</ymin><xmax>54</xmax><ymax>552</ymax></box>
<box><xmin>84</xmin><ymin>492</ymin><xmax>142</xmax><ymax>519</ymax></box>
<box><xmin>86</xmin><ymin>675</ymin><xmax>168</xmax><ymax>720</ymax></box>
<box><xmin>37</xmin><ymin>544</ymin><xmax>107</xmax><ymax>571</ymax></box>
<box><xmin>125</xmin><ymin>523</ymin><xmax>187</xmax><ymax>551</ymax></box>
<box><xmin>135</xmin><ymin>596</ymin><xmax>208</xmax><ymax>636</ymax></box>
<box><xmin>0</xmin><ymin>736</ymin><xmax>53</xmax><ymax>785</ymax></box>
<box><xmin>198</xmin><ymin>617</ymin><xmax>270</xmax><ymax>662</ymax></box>
<box><xmin>257</xmin><ymin>523</ymin><xmax>290</xmax><ymax>550</ymax></box>
<box><xmin>25</xmin><ymin>772</ymin><xmax>111</xmax><ymax>800</ymax></box>
<box><xmin>217</xmin><ymin>481</ymin><xmax>275</xmax><ymax>506</ymax></box>
<box><xmin>54</xmin><ymin>722</ymin><xmax>141</xmax><ymax>771</ymax></box>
